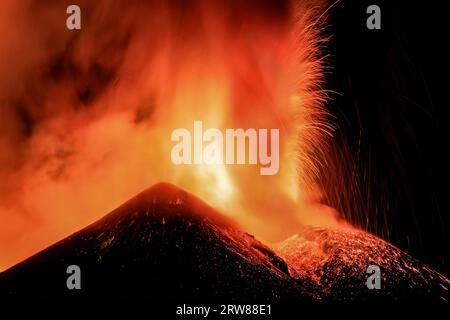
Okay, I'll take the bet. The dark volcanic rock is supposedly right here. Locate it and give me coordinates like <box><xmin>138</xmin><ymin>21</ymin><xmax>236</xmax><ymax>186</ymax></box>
<box><xmin>0</xmin><ymin>182</ymin><xmax>448</xmax><ymax>303</ymax></box>
<box><xmin>276</xmin><ymin>227</ymin><xmax>450</xmax><ymax>302</ymax></box>
<box><xmin>0</xmin><ymin>183</ymin><xmax>306</xmax><ymax>300</ymax></box>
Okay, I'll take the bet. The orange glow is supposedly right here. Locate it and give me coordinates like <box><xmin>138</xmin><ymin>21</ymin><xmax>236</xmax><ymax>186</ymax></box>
<box><xmin>0</xmin><ymin>0</ymin><xmax>351</xmax><ymax>271</ymax></box>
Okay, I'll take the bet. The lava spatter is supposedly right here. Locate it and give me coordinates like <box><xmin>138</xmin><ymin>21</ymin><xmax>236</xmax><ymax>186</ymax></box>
<box><xmin>276</xmin><ymin>227</ymin><xmax>450</xmax><ymax>302</ymax></box>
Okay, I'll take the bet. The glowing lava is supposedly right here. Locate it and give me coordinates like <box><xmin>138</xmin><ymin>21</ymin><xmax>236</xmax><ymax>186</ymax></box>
<box><xmin>0</xmin><ymin>0</ymin><xmax>347</xmax><ymax>270</ymax></box>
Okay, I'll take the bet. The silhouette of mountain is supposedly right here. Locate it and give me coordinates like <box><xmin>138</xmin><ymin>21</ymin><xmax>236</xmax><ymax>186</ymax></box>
<box><xmin>0</xmin><ymin>183</ymin><xmax>306</xmax><ymax>300</ymax></box>
<box><xmin>0</xmin><ymin>182</ymin><xmax>448</xmax><ymax>302</ymax></box>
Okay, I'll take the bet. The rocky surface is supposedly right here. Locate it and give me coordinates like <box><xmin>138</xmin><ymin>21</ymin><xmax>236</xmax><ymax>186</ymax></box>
<box><xmin>276</xmin><ymin>227</ymin><xmax>450</xmax><ymax>302</ymax></box>
<box><xmin>0</xmin><ymin>183</ymin><xmax>306</xmax><ymax>300</ymax></box>
<box><xmin>0</xmin><ymin>182</ymin><xmax>448</xmax><ymax>302</ymax></box>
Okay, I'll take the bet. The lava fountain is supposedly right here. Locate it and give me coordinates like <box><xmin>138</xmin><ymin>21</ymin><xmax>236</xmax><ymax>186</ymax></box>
<box><xmin>0</xmin><ymin>0</ymin><xmax>350</xmax><ymax>271</ymax></box>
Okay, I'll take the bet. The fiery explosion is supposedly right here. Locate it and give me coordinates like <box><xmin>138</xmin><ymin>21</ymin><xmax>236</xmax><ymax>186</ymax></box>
<box><xmin>0</xmin><ymin>0</ymin><xmax>351</xmax><ymax>270</ymax></box>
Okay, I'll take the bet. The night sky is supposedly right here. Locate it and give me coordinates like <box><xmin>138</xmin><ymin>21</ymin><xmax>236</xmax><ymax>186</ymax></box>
<box><xmin>323</xmin><ymin>0</ymin><xmax>449</xmax><ymax>275</ymax></box>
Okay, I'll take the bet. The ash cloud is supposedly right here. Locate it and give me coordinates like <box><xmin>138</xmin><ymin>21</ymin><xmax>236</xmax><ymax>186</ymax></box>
<box><xmin>0</xmin><ymin>0</ymin><xmax>340</xmax><ymax>270</ymax></box>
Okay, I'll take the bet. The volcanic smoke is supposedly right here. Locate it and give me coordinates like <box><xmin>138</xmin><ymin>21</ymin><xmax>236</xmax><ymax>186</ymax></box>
<box><xmin>0</xmin><ymin>0</ymin><xmax>347</xmax><ymax>271</ymax></box>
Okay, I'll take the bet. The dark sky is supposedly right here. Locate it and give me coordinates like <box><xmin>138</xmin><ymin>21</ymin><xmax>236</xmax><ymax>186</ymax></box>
<box><xmin>323</xmin><ymin>0</ymin><xmax>449</xmax><ymax>275</ymax></box>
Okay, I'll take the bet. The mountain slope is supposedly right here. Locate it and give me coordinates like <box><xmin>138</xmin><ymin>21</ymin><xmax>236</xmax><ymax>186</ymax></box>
<box><xmin>0</xmin><ymin>183</ymin><xmax>305</xmax><ymax>300</ymax></box>
<box><xmin>0</xmin><ymin>182</ymin><xmax>448</xmax><ymax>302</ymax></box>
<box><xmin>276</xmin><ymin>227</ymin><xmax>450</xmax><ymax>302</ymax></box>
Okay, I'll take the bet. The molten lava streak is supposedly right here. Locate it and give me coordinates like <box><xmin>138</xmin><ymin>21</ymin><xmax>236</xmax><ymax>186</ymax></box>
<box><xmin>0</xmin><ymin>0</ymin><xmax>349</xmax><ymax>271</ymax></box>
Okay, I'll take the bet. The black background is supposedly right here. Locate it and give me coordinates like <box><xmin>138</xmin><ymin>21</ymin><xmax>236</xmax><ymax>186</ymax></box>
<box><xmin>322</xmin><ymin>0</ymin><xmax>449</xmax><ymax>276</ymax></box>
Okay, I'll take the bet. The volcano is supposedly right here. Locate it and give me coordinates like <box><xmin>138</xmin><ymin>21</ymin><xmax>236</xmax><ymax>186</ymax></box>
<box><xmin>0</xmin><ymin>183</ymin><xmax>448</xmax><ymax>302</ymax></box>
